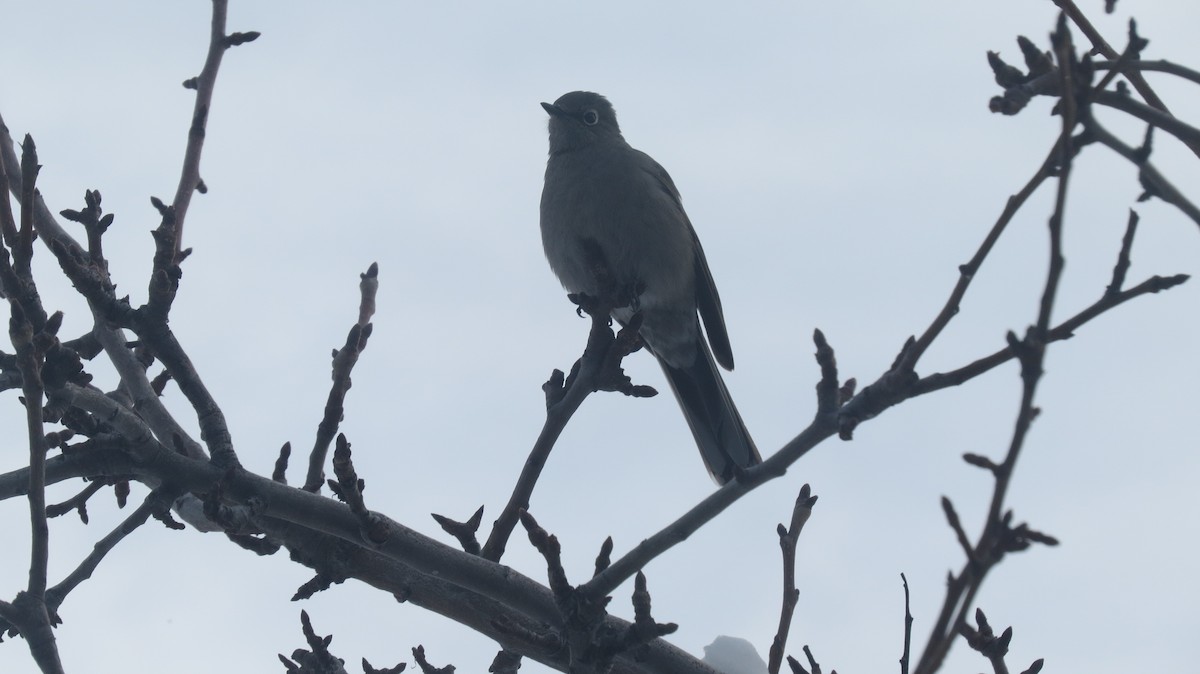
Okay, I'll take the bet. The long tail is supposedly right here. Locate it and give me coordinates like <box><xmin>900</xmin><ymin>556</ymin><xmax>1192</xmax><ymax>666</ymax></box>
<box><xmin>658</xmin><ymin>342</ymin><xmax>761</xmax><ymax>484</ymax></box>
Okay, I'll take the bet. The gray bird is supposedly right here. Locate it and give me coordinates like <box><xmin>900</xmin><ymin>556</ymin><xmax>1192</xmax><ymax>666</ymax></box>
<box><xmin>539</xmin><ymin>91</ymin><xmax>761</xmax><ymax>484</ymax></box>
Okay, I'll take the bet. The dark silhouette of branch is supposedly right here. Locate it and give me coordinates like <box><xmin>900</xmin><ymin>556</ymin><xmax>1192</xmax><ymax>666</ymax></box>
<box><xmin>913</xmin><ymin>269</ymin><xmax>1186</xmax><ymax>395</ymax></box>
<box><xmin>900</xmin><ymin>574</ymin><xmax>913</xmax><ymax>674</ymax></box>
<box><xmin>44</xmin><ymin>481</ymin><xmax>105</xmax><ymax>522</ymax></box>
<box><xmin>0</xmin><ymin>136</ymin><xmax>67</xmax><ymax>674</ymax></box>
<box><xmin>786</xmin><ymin>645</ymin><xmax>832</xmax><ymax>674</ymax></box>
<box><xmin>432</xmin><ymin>506</ymin><xmax>483</xmax><ymax>556</ymax></box>
<box><xmin>903</xmin><ymin>144</ymin><xmax>1059</xmax><ymax>369</ymax></box>
<box><xmin>488</xmin><ymin>651</ymin><xmax>521</xmax><ymax>674</ymax></box>
<box><xmin>44</xmin><ymin>489</ymin><xmax>175</xmax><ymax>614</ymax></box>
<box><xmin>914</xmin><ymin>18</ymin><xmax>1081</xmax><ymax>670</ymax></box>
<box><xmin>1051</xmin><ymin>0</ymin><xmax>1200</xmax><ymax>158</ymax></box>
<box><xmin>987</xmin><ymin>22</ymin><xmax>1200</xmax><ymax>226</ymax></box>
<box><xmin>1095</xmin><ymin>58</ymin><xmax>1200</xmax><ymax>85</ymax></box>
<box><xmin>0</xmin><ymin>3</ymin><xmax>1194</xmax><ymax>673</ymax></box>
<box><xmin>1079</xmin><ymin>115</ymin><xmax>1200</xmax><ymax>226</ymax></box>
<box><xmin>482</xmin><ymin>302</ymin><xmax>652</xmax><ymax>563</ymax></box>
<box><xmin>957</xmin><ymin>608</ymin><xmax>1044</xmax><ymax>674</ymax></box>
<box><xmin>520</xmin><ymin>510</ymin><xmax>677</xmax><ymax>672</ymax></box>
<box><xmin>0</xmin><ymin>136</ymin><xmax>207</xmax><ymax>461</ymax></box>
<box><xmin>171</xmin><ymin>0</ymin><xmax>259</xmax><ymax>259</ymax></box>
<box><xmin>1092</xmin><ymin>89</ymin><xmax>1200</xmax><ymax>148</ymax></box>
<box><xmin>304</xmin><ymin>264</ymin><xmax>377</xmax><ymax>492</ymax></box>
<box><xmin>768</xmin><ymin>484</ymin><xmax>817</xmax><ymax>674</ymax></box>
<box><xmin>411</xmin><ymin>645</ymin><xmax>453</xmax><ymax>674</ymax></box>
<box><xmin>278</xmin><ymin>610</ymin><xmax>349</xmax><ymax>674</ymax></box>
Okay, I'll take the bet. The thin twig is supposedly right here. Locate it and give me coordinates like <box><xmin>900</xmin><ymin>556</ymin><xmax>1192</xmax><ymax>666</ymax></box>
<box><xmin>0</xmin><ymin>134</ymin><xmax>17</xmax><ymax>247</ymax></box>
<box><xmin>1052</xmin><ymin>0</ymin><xmax>1200</xmax><ymax>158</ymax></box>
<box><xmin>1106</xmin><ymin>210</ymin><xmax>1138</xmax><ymax>296</ymax></box>
<box><xmin>44</xmin><ymin>489</ymin><xmax>168</xmax><ymax>611</ymax></box>
<box><xmin>3</xmin><ymin>137</ymin><xmax>65</xmax><ymax>674</ymax></box>
<box><xmin>170</xmin><ymin>0</ymin><xmax>259</xmax><ymax>259</ymax></box>
<box><xmin>768</xmin><ymin>484</ymin><xmax>816</xmax><ymax>674</ymax></box>
<box><xmin>900</xmin><ymin>574</ymin><xmax>913</xmax><ymax>674</ymax></box>
<box><xmin>0</xmin><ymin>119</ymin><xmax>209</xmax><ymax>463</ymax></box>
<box><xmin>45</xmin><ymin>481</ymin><xmax>105</xmax><ymax>521</ymax></box>
<box><xmin>1092</xmin><ymin>89</ymin><xmax>1200</xmax><ymax>150</ymax></box>
<box><xmin>914</xmin><ymin>19</ymin><xmax>1080</xmax><ymax>671</ymax></box>
<box><xmin>913</xmin><ymin>271</ymin><xmax>1186</xmax><ymax>396</ymax></box>
<box><xmin>482</xmin><ymin>304</ymin><xmax>645</xmax><ymax>562</ymax></box>
<box><xmin>902</xmin><ymin>143</ymin><xmax>1060</xmax><ymax>370</ymax></box>
<box><xmin>1081</xmin><ymin>114</ymin><xmax>1200</xmax><ymax>227</ymax></box>
<box><xmin>1095</xmin><ymin>58</ymin><xmax>1200</xmax><ymax>86</ymax></box>
<box><xmin>10</xmin><ymin>140</ymin><xmax>50</xmax><ymax>601</ymax></box>
<box><xmin>18</xmin><ymin>328</ymin><xmax>49</xmax><ymax>599</ymax></box>
<box><xmin>303</xmin><ymin>264</ymin><xmax>377</xmax><ymax>492</ymax></box>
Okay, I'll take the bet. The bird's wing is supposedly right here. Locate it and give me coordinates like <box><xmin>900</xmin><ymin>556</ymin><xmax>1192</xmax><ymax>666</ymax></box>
<box><xmin>637</xmin><ymin>151</ymin><xmax>735</xmax><ymax>371</ymax></box>
<box><xmin>690</xmin><ymin>227</ymin><xmax>734</xmax><ymax>370</ymax></box>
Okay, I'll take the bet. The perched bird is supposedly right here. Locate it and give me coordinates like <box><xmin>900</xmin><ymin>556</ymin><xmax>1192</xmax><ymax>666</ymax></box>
<box><xmin>539</xmin><ymin>91</ymin><xmax>761</xmax><ymax>484</ymax></box>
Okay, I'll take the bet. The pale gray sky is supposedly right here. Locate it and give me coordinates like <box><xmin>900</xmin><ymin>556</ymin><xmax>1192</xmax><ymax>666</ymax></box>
<box><xmin>1</xmin><ymin>2</ymin><xmax>1198</xmax><ymax>673</ymax></box>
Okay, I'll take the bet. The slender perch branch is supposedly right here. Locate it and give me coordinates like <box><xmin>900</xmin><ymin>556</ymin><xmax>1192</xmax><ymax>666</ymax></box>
<box><xmin>170</xmin><ymin>0</ymin><xmax>259</xmax><ymax>259</ymax></box>
<box><xmin>303</xmin><ymin>263</ymin><xmax>378</xmax><ymax>492</ymax></box>
<box><xmin>768</xmin><ymin>484</ymin><xmax>817</xmax><ymax>674</ymax></box>
<box><xmin>482</xmin><ymin>302</ymin><xmax>651</xmax><ymax>563</ymax></box>
<box><xmin>914</xmin><ymin>20</ymin><xmax>1079</xmax><ymax>669</ymax></box>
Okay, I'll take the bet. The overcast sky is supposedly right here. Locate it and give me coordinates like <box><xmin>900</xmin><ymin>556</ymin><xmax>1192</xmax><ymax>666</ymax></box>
<box><xmin>1</xmin><ymin>2</ymin><xmax>1198</xmax><ymax>673</ymax></box>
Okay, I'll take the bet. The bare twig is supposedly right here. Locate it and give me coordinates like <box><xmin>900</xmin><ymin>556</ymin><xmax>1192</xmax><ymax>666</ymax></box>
<box><xmin>273</xmin><ymin>441</ymin><xmax>292</xmax><ymax>483</ymax></box>
<box><xmin>812</xmin><ymin>329</ymin><xmax>841</xmax><ymax>419</ymax></box>
<box><xmin>412</xmin><ymin>645</ymin><xmax>454</xmax><ymax>674</ymax></box>
<box><xmin>940</xmin><ymin>497</ymin><xmax>977</xmax><ymax>566</ymax></box>
<box><xmin>960</xmin><ymin>609</ymin><xmax>1011</xmax><ymax>674</ymax></box>
<box><xmin>44</xmin><ymin>489</ymin><xmax>171</xmax><ymax>612</ymax></box>
<box><xmin>913</xmin><ymin>271</ymin><xmax>1186</xmax><ymax>395</ymax></box>
<box><xmin>520</xmin><ymin>510</ymin><xmax>676</xmax><ymax>671</ymax></box>
<box><xmin>482</xmin><ymin>302</ymin><xmax>651</xmax><ymax>562</ymax></box>
<box><xmin>900</xmin><ymin>574</ymin><xmax>913</xmax><ymax>674</ymax></box>
<box><xmin>1092</xmin><ymin>89</ymin><xmax>1200</xmax><ymax>150</ymax></box>
<box><xmin>2</xmin><ymin>135</ymin><xmax>64</xmax><ymax>674</ymax></box>
<box><xmin>1107</xmin><ymin>210</ymin><xmax>1138</xmax><ymax>296</ymax></box>
<box><xmin>786</xmin><ymin>645</ymin><xmax>829</xmax><ymax>674</ymax></box>
<box><xmin>768</xmin><ymin>484</ymin><xmax>817</xmax><ymax>674</ymax></box>
<box><xmin>304</xmin><ymin>263</ymin><xmax>377</xmax><ymax>492</ymax></box>
<box><xmin>1051</xmin><ymin>0</ymin><xmax>1200</xmax><ymax>158</ymax></box>
<box><xmin>170</xmin><ymin>0</ymin><xmax>259</xmax><ymax>259</ymax></box>
<box><xmin>903</xmin><ymin>143</ymin><xmax>1060</xmax><ymax>369</ymax></box>
<box><xmin>45</xmin><ymin>481</ymin><xmax>105</xmax><ymax>522</ymax></box>
<box><xmin>914</xmin><ymin>18</ymin><xmax>1080</xmax><ymax>671</ymax></box>
<box><xmin>279</xmin><ymin>610</ymin><xmax>348</xmax><ymax>674</ymax></box>
<box><xmin>328</xmin><ymin>433</ymin><xmax>388</xmax><ymax>545</ymax></box>
<box><xmin>432</xmin><ymin>506</ymin><xmax>484</xmax><ymax>556</ymax></box>
<box><xmin>1080</xmin><ymin>115</ymin><xmax>1200</xmax><ymax>226</ymax></box>
<box><xmin>1095</xmin><ymin>58</ymin><xmax>1200</xmax><ymax>86</ymax></box>
<box><xmin>0</xmin><ymin>135</ymin><xmax>18</xmax><ymax>248</ymax></box>
<box><xmin>581</xmin><ymin>419</ymin><xmax>832</xmax><ymax>600</ymax></box>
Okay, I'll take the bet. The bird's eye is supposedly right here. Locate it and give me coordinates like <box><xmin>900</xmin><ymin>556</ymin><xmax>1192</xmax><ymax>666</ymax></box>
<box><xmin>582</xmin><ymin>110</ymin><xmax>599</xmax><ymax>126</ymax></box>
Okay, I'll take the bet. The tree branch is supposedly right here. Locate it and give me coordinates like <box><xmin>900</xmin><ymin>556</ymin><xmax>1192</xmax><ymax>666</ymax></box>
<box><xmin>170</xmin><ymin>0</ymin><xmax>259</xmax><ymax>259</ymax></box>
<box><xmin>303</xmin><ymin>263</ymin><xmax>378</xmax><ymax>492</ymax></box>
<box><xmin>768</xmin><ymin>484</ymin><xmax>817</xmax><ymax>674</ymax></box>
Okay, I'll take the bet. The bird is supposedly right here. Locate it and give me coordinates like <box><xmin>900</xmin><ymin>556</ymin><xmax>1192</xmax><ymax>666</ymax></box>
<box><xmin>538</xmin><ymin>90</ymin><xmax>761</xmax><ymax>484</ymax></box>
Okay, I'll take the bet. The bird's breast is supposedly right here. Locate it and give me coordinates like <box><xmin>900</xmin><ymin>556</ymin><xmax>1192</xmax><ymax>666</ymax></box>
<box><xmin>540</xmin><ymin>148</ymin><xmax>695</xmax><ymax>308</ymax></box>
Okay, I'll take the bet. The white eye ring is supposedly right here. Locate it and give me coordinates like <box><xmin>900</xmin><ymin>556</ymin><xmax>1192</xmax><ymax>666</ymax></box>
<box><xmin>582</xmin><ymin>109</ymin><xmax>599</xmax><ymax>126</ymax></box>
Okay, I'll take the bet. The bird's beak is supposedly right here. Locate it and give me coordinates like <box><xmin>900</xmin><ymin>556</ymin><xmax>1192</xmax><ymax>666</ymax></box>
<box><xmin>541</xmin><ymin>102</ymin><xmax>564</xmax><ymax>117</ymax></box>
